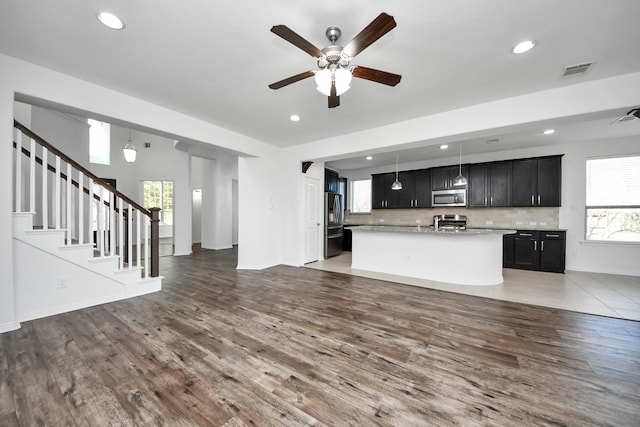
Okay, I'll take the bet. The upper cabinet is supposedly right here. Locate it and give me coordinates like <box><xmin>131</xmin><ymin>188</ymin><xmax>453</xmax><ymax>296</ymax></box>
<box><xmin>372</xmin><ymin>169</ymin><xmax>431</xmax><ymax>209</ymax></box>
<box><xmin>325</xmin><ymin>168</ymin><xmax>340</xmax><ymax>193</ymax></box>
<box><xmin>512</xmin><ymin>156</ymin><xmax>562</xmax><ymax>207</ymax></box>
<box><xmin>371</xmin><ymin>155</ymin><xmax>561</xmax><ymax>209</ymax></box>
<box><xmin>431</xmin><ymin>165</ymin><xmax>469</xmax><ymax>191</ymax></box>
<box><xmin>468</xmin><ymin>161</ymin><xmax>512</xmax><ymax>207</ymax></box>
<box><xmin>372</xmin><ymin>172</ymin><xmax>400</xmax><ymax>209</ymax></box>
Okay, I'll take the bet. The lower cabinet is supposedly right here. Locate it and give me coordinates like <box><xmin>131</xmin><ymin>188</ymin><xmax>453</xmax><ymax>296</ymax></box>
<box><xmin>503</xmin><ymin>230</ymin><xmax>566</xmax><ymax>273</ymax></box>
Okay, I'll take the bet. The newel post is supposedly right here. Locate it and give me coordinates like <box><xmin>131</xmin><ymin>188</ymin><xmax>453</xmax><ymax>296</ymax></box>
<box><xmin>149</xmin><ymin>207</ymin><xmax>161</xmax><ymax>277</ymax></box>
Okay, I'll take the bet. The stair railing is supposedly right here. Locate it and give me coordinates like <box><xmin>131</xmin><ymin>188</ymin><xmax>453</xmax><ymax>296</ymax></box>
<box><xmin>12</xmin><ymin>120</ymin><xmax>160</xmax><ymax>278</ymax></box>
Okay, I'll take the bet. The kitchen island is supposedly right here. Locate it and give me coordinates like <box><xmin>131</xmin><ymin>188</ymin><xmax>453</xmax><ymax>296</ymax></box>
<box><xmin>350</xmin><ymin>226</ymin><xmax>515</xmax><ymax>286</ymax></box>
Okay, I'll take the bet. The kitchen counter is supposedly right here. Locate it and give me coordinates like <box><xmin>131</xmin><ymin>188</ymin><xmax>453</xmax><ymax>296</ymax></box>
<box><xmin>350</xmin><ymin>226</ymin><xmax>514</xmax><ymax>286</ymax></box>
<box><xmin>349</xmin><ymin>225</ymin><xmax>515</xmax><ymax>235</ymax></box>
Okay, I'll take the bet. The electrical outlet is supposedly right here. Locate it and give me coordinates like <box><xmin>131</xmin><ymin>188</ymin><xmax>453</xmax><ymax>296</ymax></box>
<box><xmin>486</xmin><ymin>220</ymin><xmax>493</xmax><ymax>225</ymax></box>
<box><xmin>415</xmin><ymin>219</ymin><xmax>421</xmax><ymax>224</ymax></box>
<box><xmin>57</xmin><ymin>277</ymin><xmax>66</xmax><ymax>288</ymax></box>
<box><xmin>378</xmin><ymin>219</ymin><xmax>384</xmax><ymax>223</ymax></box>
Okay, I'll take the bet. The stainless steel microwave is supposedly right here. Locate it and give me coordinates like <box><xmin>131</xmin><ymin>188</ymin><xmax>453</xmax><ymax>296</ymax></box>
<box><xmin>432</xmin><ymin>189</ymin><xmax>467</xmax><ymax>207</ymax></box>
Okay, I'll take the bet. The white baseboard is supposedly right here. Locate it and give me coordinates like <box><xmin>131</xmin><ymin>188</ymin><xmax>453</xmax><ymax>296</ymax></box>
<box><xmin>0</xmin><ymin>321</ymin><xmax>21</xmax><ymax>334</ymax></box>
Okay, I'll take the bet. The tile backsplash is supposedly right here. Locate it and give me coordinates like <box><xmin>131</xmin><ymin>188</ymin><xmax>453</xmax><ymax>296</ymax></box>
<box><xmin>345</xmin><ymin>207</ymin><xmax>559</xmax><ymax>230</ymax></box>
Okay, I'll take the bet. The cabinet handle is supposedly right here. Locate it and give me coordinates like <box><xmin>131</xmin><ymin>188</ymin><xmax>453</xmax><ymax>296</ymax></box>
<box><xmin>546</xmin><ymin>234</ymin><xmax>560</xmax><ymax>238</ymax></box>
<box><xmin>519</xmin><ymin>233</ymin><xmax>532</xmax><ymax>237</ymax></box>
<box><xmin>531</xmin><ymin>195</ymin><xmax>534</xmax><ymax>205</ymax></box>
<box><xmin>538</xmin><ymin>195</ymin><xmax>541</xmax><ymax>205</ymax></box>
<box><xmin>541</xmin><ymin>241</ymin><xmax>544</xmax><ymax>251</ymax></box>
<box><xmin>414</xmin><ymin>199</ymin><xmax>418</xmax><ymax>208</ymax></box>
<box><xmin>484</xmin><ymin>197</ymin><xmax>487</xmax><ymax>205</ymax></box>
<box><xmin>534</xmin><ymin>241</ymin><xmax>537</xmax><ymax>251</ymax></box>
<box><xmin>490</xmin><ymin>196</ymin><xmax>493</xmax><ymax>205</ymax></box>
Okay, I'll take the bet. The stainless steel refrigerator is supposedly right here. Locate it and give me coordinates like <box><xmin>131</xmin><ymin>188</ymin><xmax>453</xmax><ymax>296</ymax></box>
<box><xmin>324</xmin><ymin>192</ymin><xmax>344</xmax><ymax>258</ymax></box>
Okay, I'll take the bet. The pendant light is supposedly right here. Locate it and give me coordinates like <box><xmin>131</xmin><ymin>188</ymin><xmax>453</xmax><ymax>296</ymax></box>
<box><xmin>453</xmin><ymin>143</ymin><xmax>467</xmax><ymax>186</ymax></box>
<box><xmin>123</xmin><ymin>129</ymin><xmax>137</xmax><ymax>163</ymax></box>
<box><xmin>391</xmin><ymin>153</ymin><xmax>402</xmax><ymax>190</ymax></box>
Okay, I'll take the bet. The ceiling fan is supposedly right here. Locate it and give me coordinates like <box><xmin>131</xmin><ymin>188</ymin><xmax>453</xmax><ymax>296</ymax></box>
<box><xmin>268</xmin><ymin>12</ymin><xmax>402</xmax><ymax>108</ymax></box>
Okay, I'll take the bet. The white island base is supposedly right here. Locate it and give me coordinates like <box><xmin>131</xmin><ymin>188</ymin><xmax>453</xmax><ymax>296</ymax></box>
<box><xmin>351</xmin><ymin>227</ymin><xmax>511</xmax><ymax>286</ymax></box>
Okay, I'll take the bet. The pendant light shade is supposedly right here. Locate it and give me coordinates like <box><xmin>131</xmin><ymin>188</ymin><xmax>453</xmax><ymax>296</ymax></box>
<box><xmin>123</xmin><ymin>129</ymin><xmax>137</xmax><ymax>163</ymax></box>
<box><xmin>391</xmin><ymin>153</ymin><xmax>402</xmax><ymax>190</ymax></box>
<box><xmin>453</xmin><ymin>143</ymin><xmax>466</xmax><ymax>186</ymax></box>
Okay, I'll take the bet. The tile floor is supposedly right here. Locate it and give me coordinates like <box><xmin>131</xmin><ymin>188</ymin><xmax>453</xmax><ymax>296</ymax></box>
<box><xmin>305</xmin><ymin>252</ymin><xmax>640</xmax><ymax>321</ymax></box>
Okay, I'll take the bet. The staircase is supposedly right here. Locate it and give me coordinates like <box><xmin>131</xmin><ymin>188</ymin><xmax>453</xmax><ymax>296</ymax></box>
<box><xmin>12</xmin><ymin>120</ymin><xmax>162</xmax><ymax>322</ymax></box>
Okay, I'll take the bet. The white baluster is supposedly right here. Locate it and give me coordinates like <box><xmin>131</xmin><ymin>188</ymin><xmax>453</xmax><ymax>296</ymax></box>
<box><xmin>14</xmin><ymin>129</ymin><xmax>22</xmax><ymax>212</ymax></box>
<box><xmin>42</xmin><ymin>146</ymin><xmax>48</xmax><ymax>229</ymax></box>
<box><xmin>128</xmin><ymin>205</ymin><xmax>133</xmax><ymax>268</ymax></box>
<box><xmin>29</xmin><ymin>138</ymin><xmax>35</xmax><ymax>213</ymax></box>
<box><xmin>136</xmin><ymin>209</ymin><xmax>141</xmax><ymax>268</ymax></box>
<box><xmin>118</xmin><ymin>198</ymin><xmax>124</xmax><ymax>269</ymax></box>
<box><xmin>55</xmin><ymin>155</ymin><xmax>61</xmax><ymax>229</ymax></box>
<box><xmin>89</xmin><ymin>178</ymin><xmax>94</xmax><ymax>248</ymax></box>
<box><xmin>66</xmin><ymin>163</ymin><xmax>72</xmax><ymax>244</ymax></box>
<box><xmin>98</xmin><ymin>189</ymin><xmax>104</xmax><ymax>257</ymax></box>
<box><xmin>110</xmin><ymin>192</ymin><xmax>116</xmax><ymax>256</ymax></box>
<box><xmin>144</xmin><ymin>213</ymin><xmax>149</xmax><ymax>278</ymax></box>
<box><xmin>78</xmin><ymin>172</ymin><xmax>84</xmax><ymax>244</ymax></box>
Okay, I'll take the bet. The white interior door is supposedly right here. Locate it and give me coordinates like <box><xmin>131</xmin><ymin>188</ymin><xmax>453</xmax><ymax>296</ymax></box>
<box><xmin>303</xmin><ymin>176</ymin><xmax>321</xmax><ymax>264</ymax></box>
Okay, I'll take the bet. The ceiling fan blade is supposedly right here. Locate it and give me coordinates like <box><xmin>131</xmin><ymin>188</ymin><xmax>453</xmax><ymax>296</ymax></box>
<box><xmin>268</xmin><ymin>71</ymin><xmax>315</xmax><ymax>90</ymax></box>
<box><xmin>342</xmin><ymin>13</ymin><xmax>397</xmax><ymax>58</ymax></box>
<box><xmin>271</xmin><ymin>25</ymin><xmax>323</xmax><ymax>58</ymax></box>
<box><xmin>328</xmin><ymin>81</ymin><xmax>340</xmax><ymax>108</ymax></box>
<box><xmin>352</xmin><ymin>66</ymin><xmax>401</xmax><ymax>86</ymax></box>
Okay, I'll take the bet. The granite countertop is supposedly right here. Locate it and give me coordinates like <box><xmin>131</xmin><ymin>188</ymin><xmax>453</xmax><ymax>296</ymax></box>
<box><xmin>350</xmin><ymin>225</ymin><xmax>516</xmax><ymax>236</ymax></box>
<box><xmin>346</xmin><ymin>224</ymin><xmax>566</xmax><ymax>232</ymax></box>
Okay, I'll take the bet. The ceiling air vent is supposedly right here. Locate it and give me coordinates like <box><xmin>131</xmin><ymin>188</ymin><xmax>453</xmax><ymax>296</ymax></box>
<box><xmin>562</xmin><ymin>62</ymin><xmax>592</xmax><ymax>77</ymax></box>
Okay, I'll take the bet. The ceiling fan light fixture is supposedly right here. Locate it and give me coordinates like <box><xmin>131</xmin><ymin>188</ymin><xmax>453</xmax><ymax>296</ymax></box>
<box><xmin>314</xmin><ymin>69</ymin><xmax>332</xmax><ymax>96</ymax></box>
<box><xmin>334</xmin><ymin>67</ymin><xmax>352</xmax><ymax>95</ymax></box>
<box><xmin>315</xmin><ymin>67</ymin><xmax>352</xmax><ymax>96</ymax></box>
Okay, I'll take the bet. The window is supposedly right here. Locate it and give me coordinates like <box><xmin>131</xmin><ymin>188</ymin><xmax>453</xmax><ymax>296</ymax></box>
<box><xmin>88</xmin><ymin>119</ymin><xmax>110</xmax><ymax>165</ymax></box>
<box><xmin>349</xmin><ymin>179</ymin><xmax>371</xmax><ymax>213</ymax></box>
<box><xmin>143</xmin><ymin>181</ymin><xmax>173</xmax><ymax>225</ymax></box>
<box><xmin>585</xmin><ymin>155</ymin><xmax>640</xmax><ymax>242</ymax></box>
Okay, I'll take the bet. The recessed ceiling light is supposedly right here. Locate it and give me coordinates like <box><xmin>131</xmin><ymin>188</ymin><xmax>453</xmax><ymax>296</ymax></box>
<box><xmin>440</xmin><ymin>144</ymin><xmax>449</xmax><ymax>150</ymax></box>
<box><xmin>512</xmin><ymin>40</ymin><xmax>535</xmax><ymax>54</ymax></box>
<box><xmin>542</xmin><ymin>129</ymin><xmax>555</xmax><ymax>135</ymax></box>
<box><xmin>97</xmin><ymin>12</ymin><xmax>125</xmax><ymax>30</ymax></box>
<box><xmin>366</xmin><ymin>156</ymin><xmax>373</xmax><ymax>160</ymax></box>
<box><xmin>289</xmin><ymin>114</ymin><xmax>300</xmax><ymax>122</ymax></box>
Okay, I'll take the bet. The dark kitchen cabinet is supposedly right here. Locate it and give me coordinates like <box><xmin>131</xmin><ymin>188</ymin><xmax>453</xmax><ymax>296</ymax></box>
<box><xmin>325</xmin><ymin>168</ymin><xmax>340</xmax><ymax>193</ymax></box>
<box><xmin>512</xmin><ymin>156</ymin><xmax>562</xmax><ymax>207</ymax></box>
<box><xmin>400</xmin><ymin>169</ymin><xmax>431</xmax><ymax>208</ymax></box>
<box><xmin>514</xmin><ymin>231</ymin><xmax>540</xmax><ymax>269</ymax></box>
<box><xmin>503</xmin><ymin>233</ymin><xmax>515</xmax><ymax>268</ymax></box>
<box><xmin>490</xmin><ymin>161</ymin><xmax>512</xmax><ymax>206</ymax></box>
<box><xmin>431</xmin><ymin>165</ymin><xmax>469</xmax><ymax>191</ymax></box>
<box><xmin>372</xmin><ymin>172</ymin><xmax>401</xmax><ymax>209</ymax></box>
<box><xmin>468</xmin><ymin>163</ymin><xmax>489</xmax><ymax>207</ymax></box>
<box><xmin>372</xmin><ymin>169</ymin><xmax>431</xmax><ymax>209</ymax></box>
<box><xmin>539</xmin><ymin>232</ymin><xmax>566</xmax><ymax>272</ymax></box>
<box><xmin>509</xmin><ymin>230</ymin><xmax>566</xmax><ymax>273</ymax></box>
<box><xmin>469</xmin><ymin>161</ymin><xmax>512</xmax><ymax>207</ymax></box>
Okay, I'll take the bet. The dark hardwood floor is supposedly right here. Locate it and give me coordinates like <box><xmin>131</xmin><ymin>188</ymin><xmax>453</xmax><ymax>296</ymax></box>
<box><xmin>1</xmin><ymin>248</ymin><xmax>639</xmax><ymax>426</ymax></box>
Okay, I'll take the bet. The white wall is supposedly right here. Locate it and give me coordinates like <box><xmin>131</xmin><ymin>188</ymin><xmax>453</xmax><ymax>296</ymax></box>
<box><xmin>237</xmin><ymin>154</ymin><xmax>284</xmax><ymax>269</ymax></box>
<box><xmin>192</xmin><ymin>189</ymin><xmax>202</xmax><ymax>244</ymax></box>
